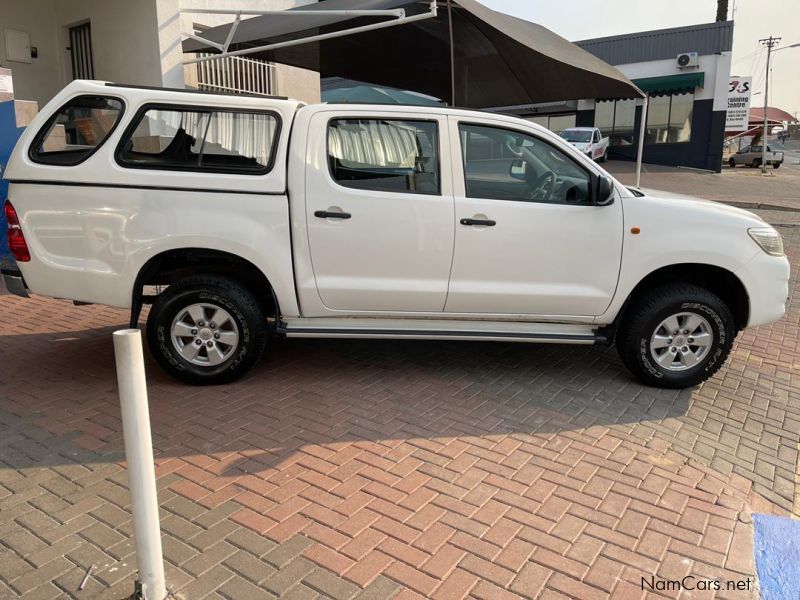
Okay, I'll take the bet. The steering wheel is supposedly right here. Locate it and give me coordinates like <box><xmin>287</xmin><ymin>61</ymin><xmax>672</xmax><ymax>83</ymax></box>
<box><xmin>528</xmin><ymin>171</ymin><xmax>556</xmax><ymax>201</ymax></box>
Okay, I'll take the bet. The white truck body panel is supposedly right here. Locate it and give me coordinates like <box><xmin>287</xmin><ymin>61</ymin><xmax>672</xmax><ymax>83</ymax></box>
<box><xmin>2</xmin><ymin>81</ymin><xmax>790</xmax><ymax>344</ymax></box>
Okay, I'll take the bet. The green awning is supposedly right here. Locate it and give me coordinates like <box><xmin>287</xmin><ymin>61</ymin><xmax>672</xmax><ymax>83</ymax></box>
<box><xmin>632</xmin><ymin>72</ymin><xmax>705</xmax><ymax>94</ymax></box>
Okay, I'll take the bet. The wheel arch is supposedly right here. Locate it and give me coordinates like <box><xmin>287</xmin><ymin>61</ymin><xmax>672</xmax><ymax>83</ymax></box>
<box><xmin>610</xmin><ymin>263</ymin><xmax>750</xmax><ymax>334</ymax></box>
<box><xmin>129</xmin><ymin>247</ymin><xmax>279</xmax><ymax>328</ymax></box>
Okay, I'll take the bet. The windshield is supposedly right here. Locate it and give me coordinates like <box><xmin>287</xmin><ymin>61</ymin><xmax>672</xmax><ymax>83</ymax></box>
<box><xmin>559</xmin><ymin>129</ymin><xmax>592</xmax><ymax>143</ymax></box>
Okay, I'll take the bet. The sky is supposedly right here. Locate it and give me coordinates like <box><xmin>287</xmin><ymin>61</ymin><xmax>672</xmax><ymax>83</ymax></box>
<box><xmin>478</xmin><ymin>0</ymin><xmax>800</xmax><ymax>119</ymax></box>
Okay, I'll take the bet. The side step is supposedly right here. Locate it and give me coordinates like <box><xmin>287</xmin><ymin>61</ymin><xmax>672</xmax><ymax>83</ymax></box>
<box><xmin>279</xmin><ymin>318</ymin><xmax>605</xmax><ymax>345</ymax></box>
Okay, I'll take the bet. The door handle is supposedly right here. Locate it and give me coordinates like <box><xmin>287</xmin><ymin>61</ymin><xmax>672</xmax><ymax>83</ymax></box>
<box><xmin>460</xmin><ymin>217</ymin><xmax>496</xmax><ymax>226</ymax></box>
<box><xmin>315</xmin><ymin>210</ymin><xmax>352</xmax><ymax>220</ymax></box>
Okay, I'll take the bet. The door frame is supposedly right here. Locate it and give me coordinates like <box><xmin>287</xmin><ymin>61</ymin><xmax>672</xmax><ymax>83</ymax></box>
<box><xmin>292</xmin><ymin>106</ymin><xmax>459</xmax><ymax>318</ymax></box>
<box><xmin>443</xmin><ymin>113</ymin><xmax>625</xmax><ymax>320</ymax></box>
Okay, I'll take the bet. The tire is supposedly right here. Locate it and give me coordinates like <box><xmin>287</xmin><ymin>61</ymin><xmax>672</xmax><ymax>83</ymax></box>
<box><xmin>616</xmin><ymin>283</ymin><xmax>736</xmax><ymax>388</ymax></box>
<box><xmin>600</xmin><ymin>149</ymin><xmax>608</xmax><ymax>163</ymax></box>
<box><xmin>752</xmin><ymin>158</ymin><xmax>761</xmax><ymax>169</ymax></box>
<box><xmin>146</xmin><ymin>275</ymin><xmax>268</xmax><ymax>385</ymax></box>
<box><xmin>773</xmin><ymin>162</ymin><xmax>781</xmax><ymax>169</ymax></box>
<box><xmin>728</xmin><ymin>157</ymin><xmax>736</xmax><ymax>168</ymax></box>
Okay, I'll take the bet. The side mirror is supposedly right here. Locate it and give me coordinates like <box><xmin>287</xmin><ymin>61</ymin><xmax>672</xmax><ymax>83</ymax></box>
<box><xmin>595</xmin><ymin>174</ymin><xmax>615</xmax><ymax>206</ymax></box>
<box><xmin>510</xmin><ymin>159</ymin><xmax>526</xmax><ymax>180</ymax></box>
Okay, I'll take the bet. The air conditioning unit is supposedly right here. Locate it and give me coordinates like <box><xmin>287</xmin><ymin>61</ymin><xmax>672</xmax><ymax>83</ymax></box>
<box><xmin>676</xmin><ymin>52</ymin><xmax>699</xmax><ymax>68</ymax></box>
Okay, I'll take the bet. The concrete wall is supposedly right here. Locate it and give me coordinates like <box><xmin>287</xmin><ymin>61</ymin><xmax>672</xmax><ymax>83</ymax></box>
<box><xmin>0</xmin><ymin>0</ymin><xmax>62</xmax><ymax>106</ymax></box>
<box><xmin>55</xmin><ymin>0</ymin><xmax>163</xmax><ymax>87</ymax></box>
<box><xmin>0</xmin><ymin>0</ymin><xmax>162</xmax><ymax>106</ymax></box>
<box><xmin>1</xmin><ymin>0</ymin><xmax>321</xmax><ymax>108</ymax></box>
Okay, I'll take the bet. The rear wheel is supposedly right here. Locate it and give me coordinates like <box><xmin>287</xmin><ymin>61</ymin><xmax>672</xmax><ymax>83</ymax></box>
<box><xmin>773</xmin><ymin>162</ymin><xmax>781</xmax><ymax>169</ymax></box>
<box><xmin>752</xmin><ymin>158</ymin><xmax>762</xmax><ymax>168</ymax></box>
<box><xmin>616</xmin><ymin>283</ymin><xmax>736</xmax><ymax>388</ymax></box>
<box><xmin>600</xmin><ymin>148</ymin><xmax>608</xmax><ymax>163</ymax></box>
<box><xmin>146</xmin><ymin>275</ymin><xmax>267</xmax><ymax>385</ymax></box>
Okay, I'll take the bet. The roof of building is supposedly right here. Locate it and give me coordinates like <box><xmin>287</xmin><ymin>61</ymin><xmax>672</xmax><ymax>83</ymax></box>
<box><xmin>749</xmin><ymin>107</ymin><xmax>799</xmax><ymax>124</ymax></box>
<box><xmin>575</xmin><ymin>20</ymin><xmax>734</xmax><ymax>66</ymax></box>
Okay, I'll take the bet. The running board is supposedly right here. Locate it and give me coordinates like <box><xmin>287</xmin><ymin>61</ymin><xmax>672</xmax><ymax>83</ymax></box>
<box><xmin>279</xmin><ymin>318</ymin><xmax>604</xmax><ymax>344</ymax></box>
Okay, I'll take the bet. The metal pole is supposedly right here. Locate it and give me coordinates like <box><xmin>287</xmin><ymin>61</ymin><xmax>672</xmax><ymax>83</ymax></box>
<box><xmin>184</xmin><ymin>3</ymin><xmax>437</xmax><ymax>65</ymax></box>
<box><xmin>113</xmin><ymin>330</ymin><xmax>166</xmax><ymax>600</ymax></box>
<box><xmin>635</xmin><ymin>94</ymin><xmax>648</xmax><ymax>188</ymax></box>
<box><xmin>447</xmin><ymin>0</ymin><xmax>456</xmax><ymax>106</ymax></box>
<box><xmin>759</xmin><ymin>36</ymin><xmax>780</xmax><ymax>173</ymax></box>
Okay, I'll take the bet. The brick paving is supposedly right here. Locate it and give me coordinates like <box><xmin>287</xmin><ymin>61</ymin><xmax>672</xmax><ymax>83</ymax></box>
<box><xmin>0</xmin><ymin>222</ymin><xmax>798</xmax><ymax>599</ymax></box>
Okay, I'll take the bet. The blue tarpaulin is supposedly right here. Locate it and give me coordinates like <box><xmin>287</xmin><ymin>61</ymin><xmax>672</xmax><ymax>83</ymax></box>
<box><xmin>754</xmin><ymin>514</ymin><xmax>800</xmax><ymax>600</ymax></box>
<box><xmin>0</xmin><ymin>99</ymin><xmax>26</xmax><ymax>270</ymax></box>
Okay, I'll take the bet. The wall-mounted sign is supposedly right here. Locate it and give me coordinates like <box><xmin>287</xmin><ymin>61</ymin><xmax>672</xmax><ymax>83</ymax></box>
<box><xmin>0</xmin><ymin>72</ymin><xmax>13</xmax><ymax>95</ymax></box>
<box><xmin>725</xmin><ymin>76</ymin><xmax>752</xmax><ymax>132</ymax></box>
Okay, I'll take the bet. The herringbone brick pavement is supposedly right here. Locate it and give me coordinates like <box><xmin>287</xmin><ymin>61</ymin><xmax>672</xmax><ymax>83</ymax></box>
<box><xmin>0</xmin><ymin>223</ymin><xmax>797</xmax><ymax>599</ymax></box>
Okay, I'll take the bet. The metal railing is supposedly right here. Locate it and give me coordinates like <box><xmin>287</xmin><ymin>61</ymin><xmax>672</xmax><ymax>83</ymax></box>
<box><xmin>195</xmin><ymin>53</ymin><xmax>278</xmax><ymax>96</ymax></box>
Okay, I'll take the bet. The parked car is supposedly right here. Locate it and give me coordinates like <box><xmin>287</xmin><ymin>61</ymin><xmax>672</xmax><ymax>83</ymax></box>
<box><xmin>2</xmin><ymin>81</ymin><xmax>790</xmax><ymax>388</ymax></box>
<box><xmin>728</xmin><ymin>145</ymin><xmax>784</xmax><ymax>169</ymax></box>
<box><xmin>559</xmin><ymin>127</ymin><xmax>609</xmax><ymax>162</ymax></box>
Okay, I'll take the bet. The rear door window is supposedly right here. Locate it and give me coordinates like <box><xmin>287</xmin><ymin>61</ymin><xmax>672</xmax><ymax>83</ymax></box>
<box><xmin>327</xmin><ymin>119</ymin><xmax>440</xmax><ymax>195</ymax></box>
<box><xmin>29</xmin><ymin>95</ymin><xmax>124</xmax><ymax>165</ymax></box>
<box><xmin>117</xmin><ymin>106</ymin><xmax>280</xmax><ymax>174</ymax></box>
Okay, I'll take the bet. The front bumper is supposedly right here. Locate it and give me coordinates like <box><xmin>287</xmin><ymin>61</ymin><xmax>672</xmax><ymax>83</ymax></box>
<box><xmin>734</xmin><ymin>251</ymin><xmax>790</xmax><ymax>327</ymax></box>
<box><xmin>1</xmin><ymin>269</ymin><xmax>29</xmax><ymax>298</ymax></box>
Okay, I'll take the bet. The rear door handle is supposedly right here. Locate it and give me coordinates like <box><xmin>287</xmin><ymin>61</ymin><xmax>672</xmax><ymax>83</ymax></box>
<box><xmin>460</xmin><ymin>217</ymin><xmax>496</xmax><ymax>226</ymax></box>
<box><xmin>315</xmin><ymin>210</ymin><xmax>351</xmax><ymax>220</ymax></box>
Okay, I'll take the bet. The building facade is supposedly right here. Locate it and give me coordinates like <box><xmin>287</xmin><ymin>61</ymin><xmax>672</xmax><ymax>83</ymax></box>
<box><xmin>502</xmin><ymin>21</ymin><xmax>733</xmax><ymax>173</ymax></box>
<box><xmin>0</xmin><ymin>0</ymin><xmax>320</xmax><ymax>109</ymax></box>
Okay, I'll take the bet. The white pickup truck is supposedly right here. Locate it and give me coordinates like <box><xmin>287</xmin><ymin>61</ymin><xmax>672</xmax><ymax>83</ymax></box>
<box><xmin>728</xmin><ymin>144</ymin><xmax>784</xmax><ymax>169</ymax></box>
<box><xmin>2</xmin><ymin>81</ymin><xmax>790</xmax><ymax>388</ymax></box>
<box><xmin>558</xmin><ymin>127</ymin><xmax>609</xmax><ymax>162</ymax></box>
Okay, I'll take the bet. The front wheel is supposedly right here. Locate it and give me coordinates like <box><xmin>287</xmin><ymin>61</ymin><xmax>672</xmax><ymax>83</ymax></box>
<box><xmin>773</xmin><ymin>162</ymin><xmax>781</xmax><ymax>169</ymax></box>
<box><xmin>146</xmin><ymin>275</ymin><xmax>268</xmax><ymax>385</ymax></box>
<box><xmin>728</xmin><ymin>157</ymin><xmax>736</xmax><ymax>168</ymax></box>
<box><xmin>616</xmin><ymin>284</ymin><xmax>736</xmax><ymax>388</ymax></box>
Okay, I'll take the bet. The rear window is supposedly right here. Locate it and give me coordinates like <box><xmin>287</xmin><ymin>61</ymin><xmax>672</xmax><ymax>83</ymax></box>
<box><xmin>29</xmin><ymin>95</ymin><xmax>124</xmax><ymax>165</ymax></box>
<box><xmin>116</xmin><ymin>106</ymin><xmax>280</xmax><ymax>174</ymax></box>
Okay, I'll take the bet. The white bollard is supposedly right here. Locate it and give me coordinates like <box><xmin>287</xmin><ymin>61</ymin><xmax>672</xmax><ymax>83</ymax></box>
<box><xmin>113</xmin><ymin>329</ymin><xmax>166</xmax><ymax>600</ymax></box>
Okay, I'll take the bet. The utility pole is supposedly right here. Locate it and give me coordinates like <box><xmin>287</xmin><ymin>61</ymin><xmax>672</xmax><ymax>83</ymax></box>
<box><xmin>759</xmin><ymin>36</ymin><xmax>780</xmax><ymax>173</ymax></box>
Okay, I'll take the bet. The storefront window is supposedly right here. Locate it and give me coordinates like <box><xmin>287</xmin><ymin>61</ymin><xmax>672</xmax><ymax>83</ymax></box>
<box><xmin>646</xmin><ymin>92</ymin><xmax>693</xmax><ymax>144</ymax></box>
<box><xmin>612</xmin><ymin>99</ymin><xmax>636</xmax><ymax>147</ymax></box>
<box><xmin>594</xmin><ymin>100</ymin><xmax>614</xmax><ymax>137</ymax></box>
<box><xmin>594</xmin><ymin>99</ymin><xmax>636</xmax><ymax>147</ymax></box>
<box><xmin>524</xmin><ymin>114</ymin><xmax>576</xmax><ymax>133</ymax></box>
<box><xmin>668</xmin><ymin>93</ymin><xmax>693</xmax><ymax>143</ymax></box>
<box><xmin>548</xmin><ymin>114</ymin><xmax>576</xmax><ymax>133</ymax></box>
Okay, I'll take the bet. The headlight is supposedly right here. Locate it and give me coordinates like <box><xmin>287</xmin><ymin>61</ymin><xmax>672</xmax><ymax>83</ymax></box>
<box><xmin>748</xmin><ymin>227</ymin><xmax>784</xmax><ymax>256</ymax></box>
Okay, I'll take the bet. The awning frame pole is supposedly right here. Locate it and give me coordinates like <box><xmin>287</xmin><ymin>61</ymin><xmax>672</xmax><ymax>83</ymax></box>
<box><xmin>635</xmin><ymin>94</ymin><xmax>648</xmax><ymax>188</ymax></box>
<box><xmin>181</xmin><ymin>3</ymin><xmax>437</xmax><ymax>65</ymax></box>
<box><xmin>447</xmin><ymin>0</ymin><xmax>455</xmax><ymax>106</ymax></box>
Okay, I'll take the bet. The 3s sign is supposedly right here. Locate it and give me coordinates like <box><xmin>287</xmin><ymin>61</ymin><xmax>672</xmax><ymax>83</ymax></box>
<box><xmin>725</xmin><ymin>76</ymin><xmax>752</xmax><ymax>132</ymax></box>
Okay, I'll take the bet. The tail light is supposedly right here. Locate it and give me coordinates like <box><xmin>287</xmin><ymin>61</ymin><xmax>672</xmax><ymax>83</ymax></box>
<box><xmin>4</xmin><ymin>200</ymin><xmax>30</xmax><ymax>262</ymax></box>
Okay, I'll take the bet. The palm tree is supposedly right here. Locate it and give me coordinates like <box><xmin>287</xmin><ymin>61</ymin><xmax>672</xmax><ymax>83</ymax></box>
<box><xmin>716</xmin><ymin>0</ymin><xmax>729</xmax><ymax>21</ymax></box>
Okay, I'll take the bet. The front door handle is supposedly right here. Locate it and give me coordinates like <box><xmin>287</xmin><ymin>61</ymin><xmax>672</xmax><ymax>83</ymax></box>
<box><xmin>315</xmin><ymin>210</ymin><xmax>352</xmax><ymax>220</ymax></box>
<box><xmin>460</xmin><ymin>217</ymin><xmax>496</xmax><ymax>226</ymax></box>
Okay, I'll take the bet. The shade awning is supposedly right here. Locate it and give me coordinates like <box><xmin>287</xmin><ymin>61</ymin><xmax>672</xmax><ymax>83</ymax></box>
<box><xmin>183</xmin><ymin>0</ymin><xmax>643</xmax><ymax>108</ymax></box>
<box><xmin>632</xmin><ymin>72</ymin><xmax>705</xmax><ymax>95</ymax></box>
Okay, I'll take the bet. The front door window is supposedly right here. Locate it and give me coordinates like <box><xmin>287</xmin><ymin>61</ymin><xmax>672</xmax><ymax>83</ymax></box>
<box><xmin>459</xmin><ymin>123</ymin><xmax>592</xmax><ymax>205</ymax></box>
